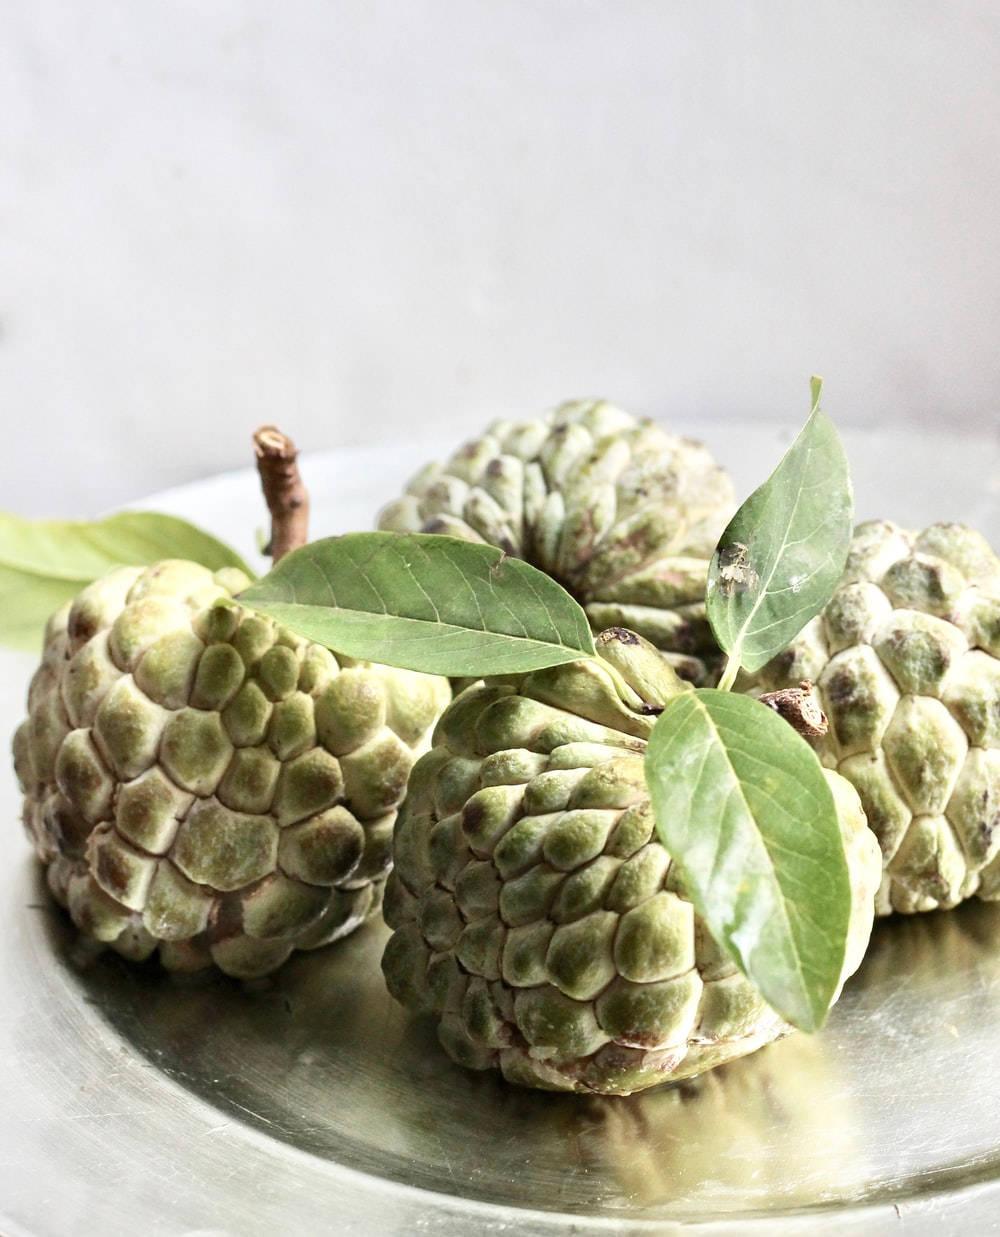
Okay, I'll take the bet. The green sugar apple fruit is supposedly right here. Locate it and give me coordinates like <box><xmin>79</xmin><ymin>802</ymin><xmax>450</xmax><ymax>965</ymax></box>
<box><xmin>381</xmin><ymin>631</ymin><xmax>881</xmax><ymax>1095</ymax></box>
<box><xmin>12</xmin><ymin>560</ymin><xmax>451</xmax><ymax>978</ymax></box>
<box><xmin>752</xmin><ymin>520</ymin><xmax>1000</xmax><ymax>916</ymax></box>
<box><xmin>378</xmin><ymin>399</ymin><xmax>735</xmax><ymax>682</ymax></box>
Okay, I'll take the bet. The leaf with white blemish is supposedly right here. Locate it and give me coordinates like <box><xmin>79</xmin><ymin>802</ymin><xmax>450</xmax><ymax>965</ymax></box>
<box><xmin>707</xmin><ymin>378</ymin><xmax>853</xmax><ymax>676</ymax></box>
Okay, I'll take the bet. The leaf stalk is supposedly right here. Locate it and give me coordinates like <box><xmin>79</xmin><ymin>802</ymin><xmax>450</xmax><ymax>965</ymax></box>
<box><xmin>716</xmin><ymin>654</ymin><xmax>740</xmax><ymax>693</ymax></box>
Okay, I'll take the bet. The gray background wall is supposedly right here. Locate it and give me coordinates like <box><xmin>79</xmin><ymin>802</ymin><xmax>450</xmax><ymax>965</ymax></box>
<box><xmin>3</xmin><ymin>2</ymin><xmax>999</xmax><ymax>517</ymax></box>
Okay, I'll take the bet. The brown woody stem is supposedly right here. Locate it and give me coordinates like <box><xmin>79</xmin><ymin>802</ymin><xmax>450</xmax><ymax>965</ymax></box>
<box><xmin>253</xmin><ymin>426</ymin><xmax>310</xmax><ymax>563</ymax></box>
<box><xmin>757</xmin><ymin>681</ymin><xmax>828</xmax><ymax>738</ymax></box>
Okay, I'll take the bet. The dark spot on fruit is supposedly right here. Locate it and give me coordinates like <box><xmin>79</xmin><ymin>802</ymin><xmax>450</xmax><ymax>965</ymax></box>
<box><xmin>824</xmin><ymin>668</ymin><xmax>865</xmax><ymax>709</ymax></box>
<box><xmin>94</xmin><ymin>845</ymin><xmax>130</xmax><ymax>898</ymax></box>
<box><xmin>68</xmin><ymin>611</ymin><xmax>98</xmax><ymax>645</ymax></box>
<box><xmin>208</xmin><ymin>895</ymin><xmax>244</xmax><ymax>943</ymax></box>
<box><xmin>915</xmin><ymin>864</ymin><xmax>949</xmax><ymax>898</ymax></box>
<box><xmin>601</xmin><ymin>627</ymin><xmax>639</xmax><ymax>645</ymax></box>
<box><xmin>462</xmin><ymin>799</ymin><xmax>485</xmax><ymax>834</ymax></box>
<box><xmin>672</xmin><ymin>657</ymin><xmax>704</xmax><ymax>685</ymax></box>
<box><xmin>44</xmin><ymin>799</ymin><xmax>90</xmax><ymax>855</ymax></box>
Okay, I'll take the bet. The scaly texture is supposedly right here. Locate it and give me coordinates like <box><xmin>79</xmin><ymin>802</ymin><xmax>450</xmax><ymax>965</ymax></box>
<box><xmin>12</xmin><ymin>560</ymin><xmax>451</xmax><ymax>977</ymax></box>
<box><xmin>753</xmin><ymin>520</ymin><xmax>1000</xmax><ymax>915</ymax></box>
<box><xmin>382</xmin><ymin>645</ymin><xmax>880</xmax><ymax>1095</ymax></box>
<box><xmin>378</xmin><ymin>400</ymin><xmax>735</xmax><ymax>682</ymax></box>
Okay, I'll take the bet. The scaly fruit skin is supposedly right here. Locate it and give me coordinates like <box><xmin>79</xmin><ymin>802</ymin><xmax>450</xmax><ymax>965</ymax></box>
<box><xmin>753</xmin><ymin>521</ymin><xmax>1000</xmax><ymax>916</ymax></box>
<box><xmin>381</xmin><ymin>650</ymin><xmax>881</xmax><ymax>1095</ymax></box>
<box><xmin>378</xmin><ymin>400</ymin><xmax>735</xmax><ymax>682</ymax></box>
<box><xmin>12</xmin><ymin>560</ymin><xmax>451</xmax><ymax>978</ymax></box>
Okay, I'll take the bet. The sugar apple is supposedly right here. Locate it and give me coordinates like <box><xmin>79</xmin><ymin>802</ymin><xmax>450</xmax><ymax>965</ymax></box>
<box><xmin>12</xmin><ymin>560</ymin><xmax>451</xmax><ymax>978</ymax></box>
<box><xmin>377</xmin><ymin>400</ymin><xmax>735</xmax><ymax>682</ymax></box>
<box><xmin>381</xmin><ymin>632</ymin><xmax>881</xmax><ymax>1095</ymax></box>
<box><xmin>752</xmin><ymin>520</ymin><xmax>1000</xmax><ymax>916</ymax></box>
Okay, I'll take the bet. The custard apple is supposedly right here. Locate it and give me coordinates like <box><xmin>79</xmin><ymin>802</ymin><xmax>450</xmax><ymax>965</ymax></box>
<box><xmin>753</xmin><ymin>520</ymin><xmax>1000</xmax><ymax>915</ymax></box>
<box><xmin>12</xmin><ymin>560</ymin><xmax>451</xmax><ymax>977</ymax></box>
<box><xmin>378</xmin><ymin>400</ymin><xmax>735</xmax><ymax>682</ymax></box>
<box><xmin>381</xmin><ymin>632</ymin><xmax>881</xmax><ymax>1095</ymax></box>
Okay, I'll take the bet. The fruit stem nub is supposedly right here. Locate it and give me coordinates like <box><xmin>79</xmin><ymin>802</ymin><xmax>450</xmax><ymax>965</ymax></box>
<box><xmin>253</xmin><ymin>426</ymin><xmax>310</xmax><ymax>563</ymax></box>
<box><xmin>595</xmin><ymin>626</ymin><xmax>689</xmax><ymax>710</ymax></box>
<box><xmin>757</xmin><ymin>681</ymin><xmax>828</xmax><ymax>738</ymax></box>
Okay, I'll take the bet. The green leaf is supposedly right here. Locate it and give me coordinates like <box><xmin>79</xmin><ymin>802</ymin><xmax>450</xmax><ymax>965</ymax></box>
<box><xmin>238</xmin><ymin>531</ymin><xmax>596</xmax><ymax>676</ymax></box>
<box><xmin>0</xmin><ymin>510</ymin><xmax>255</xmax><ymax>651</ymax></box>
<box><xmin>707</xmin><ymin>379</ymin><xmax>853</xmax><ymax>676</ymax></box>
<box><xmin>644</xmin><ymin>689</ymin><xmax>852</xmax><ymax>1032</ymax></box>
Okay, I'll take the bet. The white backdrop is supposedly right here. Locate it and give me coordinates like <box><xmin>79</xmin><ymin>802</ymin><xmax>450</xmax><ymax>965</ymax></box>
<box><xmin>3</xmin><ymin>2</ymin><xmax>999</xmax><ymax>518</ymax></box>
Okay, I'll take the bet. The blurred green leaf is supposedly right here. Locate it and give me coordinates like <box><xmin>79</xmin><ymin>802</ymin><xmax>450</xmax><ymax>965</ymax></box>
<box><xmin>0</xmin><ymin>510</ymin><xmax>254</xmax><ymax>651</ymax></box>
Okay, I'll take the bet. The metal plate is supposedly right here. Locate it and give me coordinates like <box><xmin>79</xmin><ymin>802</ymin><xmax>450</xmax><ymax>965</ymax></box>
<box><xmin>6</xmin><ymin>422</ymin><xmax>1000</xmax><ymax>1236</ymax></box>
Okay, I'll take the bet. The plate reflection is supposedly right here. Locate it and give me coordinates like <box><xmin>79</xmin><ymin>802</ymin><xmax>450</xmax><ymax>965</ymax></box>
<box><xmin>33</xmin><ymin>874</ymin><xmax>1000</xmax><ymax>1222</ymax></box>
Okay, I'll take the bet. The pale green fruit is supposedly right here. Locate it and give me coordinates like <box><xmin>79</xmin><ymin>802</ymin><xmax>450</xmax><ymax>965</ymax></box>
<box><xmin>378</xmin><ymin>400</ymin><xmax>735</xmax><ymax>683</ymax></box>
<box><xmin>13</xmin><ymin>560</ymin><xmax>452</xmax><ymax>978</ymax></box>
<box><xmin>753</xmin><ymin>520</ymin><xmax>1000</xmax><ymax>915</ymax></box>
<box><xmin>381</xmin><ymin>631</ymin><xmax>881</xmax><ymax>1095</ymax></box>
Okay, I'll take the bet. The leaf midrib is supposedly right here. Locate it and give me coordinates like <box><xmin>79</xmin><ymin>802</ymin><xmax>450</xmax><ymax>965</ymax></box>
<box><xmin>690</xmin><ymin>693</ymin><xmax>810</xmax><ymax>1019</ymax></box>
<box><xmin>249</xmin><ymin>599</ymin><xmax>588</xmax><ymax>660</ymax></box>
